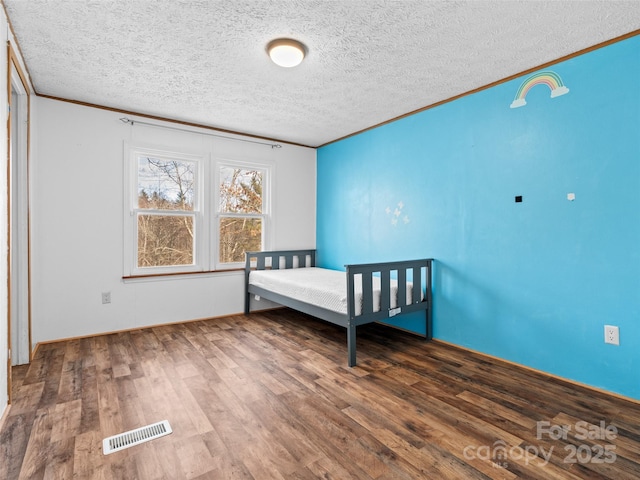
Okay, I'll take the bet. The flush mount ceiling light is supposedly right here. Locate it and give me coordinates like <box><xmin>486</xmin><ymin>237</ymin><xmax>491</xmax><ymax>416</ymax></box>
<box><xmin>267</xmin><ymin>38</ymin><xmax>306</xmax><ymax>68</ymax></box>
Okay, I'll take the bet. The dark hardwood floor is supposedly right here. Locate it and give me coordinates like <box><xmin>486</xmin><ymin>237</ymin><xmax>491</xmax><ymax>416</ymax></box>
<box><xmin>1</xmin><ymin>309</ymin><xmax>639</xmax><ymax>479</ymax></box>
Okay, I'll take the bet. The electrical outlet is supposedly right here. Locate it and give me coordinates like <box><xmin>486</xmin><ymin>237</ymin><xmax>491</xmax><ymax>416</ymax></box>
<box><xmin>102</xmin><ymin>292</ymin><xmax>111</xmax><ymax>304</ymax></box>
<box><xmin>604</xmin><ymin>325</ymin><xmax>619</xmax><ymax>345</ymax></box>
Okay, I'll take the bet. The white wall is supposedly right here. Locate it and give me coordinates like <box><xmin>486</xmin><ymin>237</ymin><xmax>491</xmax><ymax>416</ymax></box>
<box><xmin>31</xmin><ymin>98</ymin><xmax>316</xmax><ymax>344</ymax></box>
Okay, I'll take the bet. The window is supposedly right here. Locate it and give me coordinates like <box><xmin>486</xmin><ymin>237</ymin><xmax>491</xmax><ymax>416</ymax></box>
<box><xmin>218</xmin><ymin>166</ymin><xmax>265</xmax><ymax>264</ymax></box>
<box><xmin>124</xmin><ymin>144</ymin><xmax>270</xmax><ymax>276</ymax></box>
<box><xmin>137</xmin><ymin>156</ymin><xmax>197</xmax><ymax>268</ymax></box>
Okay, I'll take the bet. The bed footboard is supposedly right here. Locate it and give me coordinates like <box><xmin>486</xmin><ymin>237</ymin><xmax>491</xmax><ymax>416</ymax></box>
<box><xmin>345</xmin><ymin>258</ymin><xmax>433</xmax><ymax>365</ymax></box>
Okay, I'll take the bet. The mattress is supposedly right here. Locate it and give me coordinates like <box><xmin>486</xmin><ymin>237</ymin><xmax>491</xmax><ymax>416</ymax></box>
<box><xmin>249</xmin><ymin>267</ymin><xmax>415</xmax><ymax>315</ymax></box>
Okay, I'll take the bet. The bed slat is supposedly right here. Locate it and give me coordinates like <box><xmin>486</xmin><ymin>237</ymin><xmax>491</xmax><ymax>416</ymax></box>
<box><xmin>380</xmin><ymin>270</ymin><xmax>391</xmax><ymax>313</ymax></box>
<box><xmin>361</xmin><ymin>273</ymin><xmax>373</xmax><ymax>315</ymax></box>
<box><xmin>412</xmin><ymin>266</ymin><xmax>422</xmax><ymax>304</ymax></box>
<box><xmin>397</xmin><ymin>268</ymin><xmax>407</xmax><ymax>307</ymax></box>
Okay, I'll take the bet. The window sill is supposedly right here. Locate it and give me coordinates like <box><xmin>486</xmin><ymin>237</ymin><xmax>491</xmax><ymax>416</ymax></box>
<box><xmin>122</xmin><ymin>268</ymin><xmax>244</xmax><ymax>283</ymax></box>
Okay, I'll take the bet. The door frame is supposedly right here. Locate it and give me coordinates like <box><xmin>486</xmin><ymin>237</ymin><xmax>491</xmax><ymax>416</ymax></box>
<box><xmin>6</xmin><ymin>43</ymin><xmax>32</xmax><ymax>402</ymax></box>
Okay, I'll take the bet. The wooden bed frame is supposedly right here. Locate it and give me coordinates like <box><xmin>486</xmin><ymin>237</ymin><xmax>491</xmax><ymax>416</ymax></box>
<box><xmin>244</xmin><ymin>249</ymin><xmax>433</xmax><ymax>367</ymax></box>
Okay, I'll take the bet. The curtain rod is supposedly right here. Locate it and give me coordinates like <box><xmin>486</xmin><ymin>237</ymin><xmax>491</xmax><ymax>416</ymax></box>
<box><xmin>120</xmin><ymin>117</ymin><xmax>282</xmax><ymax>148</ymax></box>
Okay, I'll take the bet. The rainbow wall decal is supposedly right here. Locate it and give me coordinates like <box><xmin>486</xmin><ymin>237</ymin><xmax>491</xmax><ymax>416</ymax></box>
<box><xmin>510</xmin><ymin>71</ymin><xmax>569</xmax><ymax>108</ymax></box>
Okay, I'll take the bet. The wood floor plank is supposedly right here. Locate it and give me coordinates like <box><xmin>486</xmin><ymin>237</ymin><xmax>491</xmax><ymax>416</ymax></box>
<box><xmin>456</xmin><ymin>390</ymin><xmax>539</xmax><ymax>430</ymax></box>
<box><xmin>72</xmin><ymin>430</ymin><xmax>110</xmax><ymax>480</ymax></box>
<box><xmin>57</xmin><ymin>340</ymin><xmax>83</xmax><ymax>403</ymax></box>
<box><xmin>50</xmin><ymin>399</ymin><xmax>82</xmax><ymax>443</ymax></box>
<box><xmin>19</xmin><ymin>407</ymin><xmax>53</xmax><ymax>480</ymax></box>
<box><xmin>167</xmin><ymin>375</ymin><xmax>215</xmax><ymax>436</ymax></box>
<box><xmin>3</xmin><ymin>309</ymin><xmax>640</xmax><ymax>479</ymax></box>
<box><xmin>247</xmin><ymin>390</ymin><xmax>324</xmax><ymax>468</ymax></box>
<box><xmin>114</xmin><ymin>375</ymin><xmax>146</xmax><ymax>432</ymax></box>
<box><xmin>175</xmin><ymin>435</ymin><xmax>216</xmax><ymax>480</ymax></box>
<box><xmin>43</xmin><ymin>437</ymin><xmax>75</xmax><ymax>480</ymax></box>
<box><xmin>197</xmin><ymin>454</ymin><xmax>255</xmax><ymax>480</ymax></box>
<box><xmin>306</xmin><ymin>452</ymin><xmax>374</xmax><ymax>480</ymax></box>
<box><xmin>96</xmin><ymin>367</ymin><xmax>124</xmax><ymax>439</ymax></box>
<box><xmin>106</xmin><ymin>449</ymin><xmax>138</xmax><ymax>480</ymax></box>
<box><xmin>7</xmin><ymin>381</ymin><xmax>45</xmax><ymax>416</ymax></box>
<box><xmin>0</xmin><ymin>413</ymin><xmax>32</xmax><ymax>480</ymax></box>
<box><xmin>21</xmin><ymin>345</ymin><xmax>63</xmax><ymax>386</ymax></box>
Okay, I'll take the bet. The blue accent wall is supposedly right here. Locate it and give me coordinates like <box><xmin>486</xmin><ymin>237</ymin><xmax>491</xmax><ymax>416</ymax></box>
<box><xmin>317</xmin><ymin>36</ymin><xmax>640</xmax><ymax>398</ymax></box>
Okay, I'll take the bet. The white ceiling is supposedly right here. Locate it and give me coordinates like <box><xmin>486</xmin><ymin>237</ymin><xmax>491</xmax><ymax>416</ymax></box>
<box><xmin>4</xmin><ymin>0</ymin><xmax>639</xmax><ymax>147</ymax></box>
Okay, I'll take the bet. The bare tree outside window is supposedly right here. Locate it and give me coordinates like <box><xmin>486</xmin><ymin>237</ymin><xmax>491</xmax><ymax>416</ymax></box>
<box><xmin>137</xmin><ymin>157</ymin><xmax>196</xmax><ymax>268</ymax></box>
<box><xmin>219</xmin><ymin>167</ymin><xmax>264</xmax><ymax>263</ymax></box>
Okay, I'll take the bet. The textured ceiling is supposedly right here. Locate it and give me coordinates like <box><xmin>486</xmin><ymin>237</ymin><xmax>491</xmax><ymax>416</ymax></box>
<box><xmin>4</xmin><ymin>0</ymin><xmax>640</xmax><ymax>147</ymax></box>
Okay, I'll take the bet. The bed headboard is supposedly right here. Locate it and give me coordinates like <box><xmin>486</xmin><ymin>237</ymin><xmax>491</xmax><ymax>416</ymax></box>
<box><xmin>244</xmin><ymin>250</ymin><xmax>317</xmax><ymax>315</ymax></box>
<box><xmin>245</xmin><ymin>249</ymin><xmax>316</xmax><ymax>271</ymax></box>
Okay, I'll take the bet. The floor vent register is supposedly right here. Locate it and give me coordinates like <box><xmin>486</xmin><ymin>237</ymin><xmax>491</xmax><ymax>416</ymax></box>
<box><xmin>103</xmin><ymin>420</ymin><xmax>172</xmax><ymax>455</ymax></box>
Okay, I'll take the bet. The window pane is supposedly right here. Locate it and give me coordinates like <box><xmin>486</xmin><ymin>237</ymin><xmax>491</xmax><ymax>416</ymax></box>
<box><xmin>137</xmin><ymin>214</ymin><xmax>194</xmax><ymax>267</ymax></box>
<box><xmin>219</xmin><ymin>217</ymin><xmax>262</xmax><ymax>263</ymax></box>
<box><xmin>138</xmin><ymin>156</ymin><xmax>195</xmax><ymax>211</ymax></box>
<box><xmin>219</xmin><ymin>167</ymin><xmax>262</xmax><ymax>214</ymax></box>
